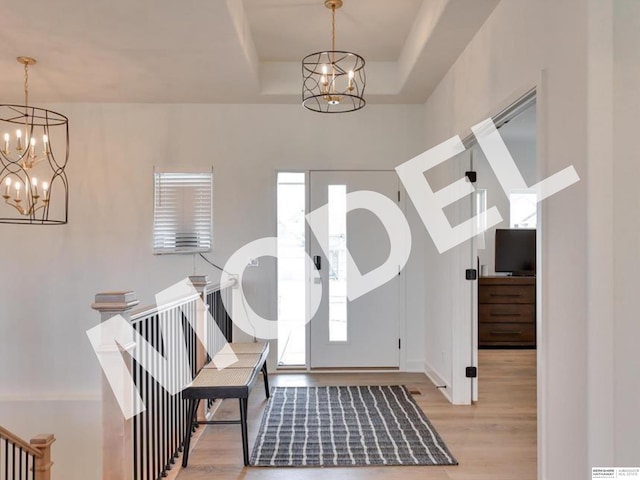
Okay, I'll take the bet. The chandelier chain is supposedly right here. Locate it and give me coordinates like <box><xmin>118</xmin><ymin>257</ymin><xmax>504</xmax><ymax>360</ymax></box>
<box><xmin>331</xmin><ymin>5</ymin><xmax>336</xmax><ymax>60</ymax></box>
<box><xmin>23</xmin><ymin>60</ymin><xmax>30</xmax><ymax>143</ymax></box>
<box><xmin>331</xmin><ymin>5</ymin><xmax>335</xmax><ymax>51</ymax></box>
<box><xmin>24</xmin><ymin>61</ymin><xmax>29</xmax><ymax>108</ymax></box>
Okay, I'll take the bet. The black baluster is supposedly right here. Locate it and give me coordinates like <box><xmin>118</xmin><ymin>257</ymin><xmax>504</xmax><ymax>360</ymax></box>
<box><xmin>5</xmin><ymin>438</ymin><xmax>9</xmax><ymax>479</ymax></box>
<box><xmin>11</xmin><ymin>442</ymin><xmax>16</xmax><ymax>479</ymax></box>
<box><xmin>152</xmin><ymin>316</ymin><xmax>158</xmax><ymax>480</ymax></box>
<box><xmin>160</xmin><ymin>312</ymin><xmax>168</xmax><ymax>477</ymax></box>
<box><xmin>170</xmin><ymin>315</ymin><xmax>178</xmax><ymax>463</ymax></box>
<box><xmin>18</xmin><ymin>446</ymin><xmax>23</xmax><ymax>480</ymax></box>
<box><xmin>133</xmin><ymin>322</ymin><xmax>139</xmax><ymax>480</ymax></box>
<box><xmin>144</xmin><ymin>319</ymin><xmax>151</xmax><ymax>480</ymax></box>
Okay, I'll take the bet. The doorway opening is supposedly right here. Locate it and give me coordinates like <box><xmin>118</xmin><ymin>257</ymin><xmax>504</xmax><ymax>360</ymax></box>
<box><xmin>276</xmin><ymin>172</ymin><xmax>306</xmax><ymax>366</ymax></box>
<box><xmin>471</xmin><ymin>97</ymin><xmax>538</xmax><ymax>421</ymax></box>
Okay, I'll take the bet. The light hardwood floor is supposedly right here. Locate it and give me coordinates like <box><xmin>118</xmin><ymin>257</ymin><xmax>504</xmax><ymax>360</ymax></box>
<box><xmin>176</xmin><ymin>349</ymin><xmax>537</xmax><ymax>480</ymax></box>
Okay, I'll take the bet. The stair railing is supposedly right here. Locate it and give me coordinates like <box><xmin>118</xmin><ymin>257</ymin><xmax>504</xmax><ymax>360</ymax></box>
<box><xmin>0</xmin><ymin>426</ymin><xmax>55</xmax><ymax>480</ymax></box>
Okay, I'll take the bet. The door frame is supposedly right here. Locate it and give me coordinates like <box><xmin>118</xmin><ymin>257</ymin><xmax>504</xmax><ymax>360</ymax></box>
<box><xmin>304</xmin><ymin>169</ymin><xmax>408</xmax><ymax>371</ymax></box>
<box><xmin>455</xmin><ymin>86</ymin><xmax>539</xmax><ymax>402</ymax></box>
<box><xmin>464</xmin><ymin>79</ymin><xmax>544</xmax><ymax>476</ymax></box>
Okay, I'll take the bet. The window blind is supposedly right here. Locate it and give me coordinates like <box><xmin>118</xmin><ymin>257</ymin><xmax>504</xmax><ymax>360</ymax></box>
<box><xmin>153</xmin><ymin>172</ymin><xmax>213</xmax><ymax>254</ymax></box>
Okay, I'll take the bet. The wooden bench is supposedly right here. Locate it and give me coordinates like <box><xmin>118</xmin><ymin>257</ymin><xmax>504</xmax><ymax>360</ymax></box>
<box><xmin>181</xmin><ymin>342</ymin><xmax>270</xmax><ymax>467</ymax></box>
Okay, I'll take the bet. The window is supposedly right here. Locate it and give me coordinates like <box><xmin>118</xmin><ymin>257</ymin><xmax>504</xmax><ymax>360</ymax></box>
<box><xmin>276</xmin><ymin>172</ymin><xmax>306</xmax><ymax>365</ymax></box>
<box><xmin>328</xmin><ymin>184</ymin><xmax>347</xmax><ymax>342</ymax></box>
<box><xmin>153</xmin><ymin>172</ymin><xmax>213</xmax><ymax>254</ymax></box>
<box><xmin>509</xmin><ymin>191</ymin><xmax>537</xmax><ymax>229</ymax></box>
<box><xmin>475</xmin><ymin>188</ymin><xmax>487</xmax><ymax>250</ymax></box>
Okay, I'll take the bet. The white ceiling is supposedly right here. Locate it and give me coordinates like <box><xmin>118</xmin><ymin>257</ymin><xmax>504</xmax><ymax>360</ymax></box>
<box><xmin>0</xmin><ymin>0</ymin><xmax>500</xmax><ymax>105</ymax></box>
<box><xmin>245</xmin><ymin>0</ymin><xmax>424</xmax><ymax>62</ymax></box>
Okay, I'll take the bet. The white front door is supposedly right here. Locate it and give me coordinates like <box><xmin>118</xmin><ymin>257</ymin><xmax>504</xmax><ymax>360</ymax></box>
<box><xmin>308</xmin><ymin>171</ymin><xmax>404</xmax><ymax>368</ymax></box>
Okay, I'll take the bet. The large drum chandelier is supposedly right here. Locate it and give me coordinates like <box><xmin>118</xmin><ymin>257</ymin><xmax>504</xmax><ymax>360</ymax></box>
<box><xmin>0</xmin><ymin>57</ymin><xmax>69</xmax><ymax>225</ymax></box>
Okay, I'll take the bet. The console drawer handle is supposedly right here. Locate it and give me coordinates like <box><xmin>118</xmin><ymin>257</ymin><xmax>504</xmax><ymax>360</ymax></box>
<box><xmin>490</xmin><ymin>330</ymin><xmax>522</xmax><ymax>335</ymax></box>
<box><xmin>489</xmin><ymin>293</ymin><xmax>522</xmax><ymax>297</ymax></box>
<box><xmin>490</xmin><ymin>312</ymin><xmax>521</xmax><ymax>317</ymax></box>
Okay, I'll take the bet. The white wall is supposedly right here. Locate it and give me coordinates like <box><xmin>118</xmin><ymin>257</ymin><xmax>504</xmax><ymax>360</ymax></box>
<box><xmin>612</xmin><ymin>0</ymin><xmax>640</xmax><ymax>465</ymax></box>
<box><xmin>418</xmin><ymin>0</ymin><xmax>601</xmax><ymax>478</ymax></box>
<box><xmin>0</xmin><ymin>103</ymin><xmax>425</xmax><ymax>479</ymax></box>
<box><xmin>586</xmin><ymin>0</ymin><xmax>615</xmax><ymax>466</ymax></box>
<box><xmin>0</xmin><ymin>400</ymin><xmax>102</xmax><ymax>480</ymax></box>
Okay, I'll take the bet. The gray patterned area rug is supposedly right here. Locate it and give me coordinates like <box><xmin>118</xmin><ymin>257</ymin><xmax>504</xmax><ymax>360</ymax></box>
<box><xmin>250</xmin><ymin>385</ymin><xmax>458</xmax><ymax>467</ymax></box>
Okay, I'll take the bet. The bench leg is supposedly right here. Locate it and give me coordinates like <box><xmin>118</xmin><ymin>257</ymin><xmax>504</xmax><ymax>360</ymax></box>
<box><xmin>181</xmin><ymin>398</ymin><xmax>200</xmax><ymax>468</ymax></box>
<box><xmin>262</xmin><ymin>362</ymin><xmax>270</xmax><ymax>399</ymax></box>
<box><xmin>239</xmin><ymin>398</ymin><xmax>249</xmax><ymax>466</ymax></box>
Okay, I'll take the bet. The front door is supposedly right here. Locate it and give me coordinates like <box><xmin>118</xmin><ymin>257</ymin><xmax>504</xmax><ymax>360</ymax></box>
<box><xmin>308</xmin><ymin>171</ymin><xmax>404</xmax><ymax>368</ymax></box>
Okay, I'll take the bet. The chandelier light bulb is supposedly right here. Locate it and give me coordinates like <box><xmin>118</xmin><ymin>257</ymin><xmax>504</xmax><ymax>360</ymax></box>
<box><xmin>321</xmin><ymin>75</ymin><xmax>328</xmax><ymax>91</ymax></box>
<box><xmin>42</xmin><ymin>134</ymin><xmax>50</xmax><ymax>156</ymax></box>
<box><xmin>15</xmin><ymin>129</ymin><xmax>23</xmax><ymax>152</ymax></box>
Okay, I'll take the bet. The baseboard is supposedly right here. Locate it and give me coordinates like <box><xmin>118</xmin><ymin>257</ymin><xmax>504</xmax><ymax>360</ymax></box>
<box><xmin>0</xmin><ymin>393</ymin><xmax>101</xmax><ymax>402</ymax></box>
<box><xmin>404</xmin><ymin>359</ymin><xmax>426</xmax><ymax>372</ymax></box>
<box><xmin>423</xmin><ymin>362</ymin><xmax>452</xmax><ymax>403</ymax></box>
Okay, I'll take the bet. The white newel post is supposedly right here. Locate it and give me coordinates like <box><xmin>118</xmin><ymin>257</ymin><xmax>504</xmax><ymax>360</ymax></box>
<box><xmin>189</xmin><ymin>275</ymin><xmax>210</xmax><ymax>421</ymax></box>
<box><xmin>92</xmin><ymin>291</ymin><xmax>139</xmax><ymax>480</ymax></box>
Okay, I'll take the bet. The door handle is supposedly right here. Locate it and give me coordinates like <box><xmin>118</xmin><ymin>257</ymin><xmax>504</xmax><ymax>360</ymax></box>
<box><xmin>313</xmin><ymin>255</ymin><xmax>321</xmax><ymax>271</ymax></box>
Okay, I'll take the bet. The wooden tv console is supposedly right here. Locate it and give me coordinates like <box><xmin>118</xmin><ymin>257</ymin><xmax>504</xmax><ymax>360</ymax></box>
<box><xmin>478</xmin><ymin>276</ymin><xmax>536</xmax><ymax>348</ymax></box>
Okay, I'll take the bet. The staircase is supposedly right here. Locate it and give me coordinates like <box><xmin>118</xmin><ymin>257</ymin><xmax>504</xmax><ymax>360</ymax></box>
<box><xmin>0</xmin><ymin>426</ymin><xmax>55</xmax><ymax>480</ymax></box>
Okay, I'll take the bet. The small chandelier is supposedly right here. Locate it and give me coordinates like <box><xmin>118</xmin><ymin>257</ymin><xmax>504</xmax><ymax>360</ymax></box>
<box><xmin>302</xmin><ymin>0</ymin><xmax>366</xmax><ymax>113</ymax></box>
<box><xmin>0</xmin><ymin>57</ymin><xmax>69</xmax><ymax>225</ymax></box>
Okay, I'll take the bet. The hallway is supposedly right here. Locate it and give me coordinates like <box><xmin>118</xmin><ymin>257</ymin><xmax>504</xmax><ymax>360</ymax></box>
<box><xmin>176</xmin><ymin>349</ymin><xmax>536</xmax><ymax>480</ymax></box>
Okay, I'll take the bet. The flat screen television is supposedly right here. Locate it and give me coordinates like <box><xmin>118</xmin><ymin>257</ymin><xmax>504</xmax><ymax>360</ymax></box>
<box><xmin>495</xmin><ymin>228</ymin><xmax>536</xmax><ymax>276</ymax></box>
